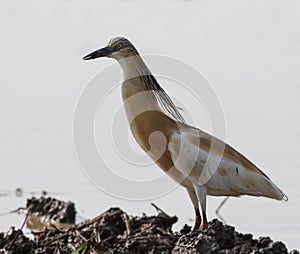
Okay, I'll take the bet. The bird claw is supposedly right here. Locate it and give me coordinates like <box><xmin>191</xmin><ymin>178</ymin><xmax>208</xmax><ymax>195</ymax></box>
<box><xmin>190</xmin><ymin>228</ymin><xmax>199</xmax><ymax>235</ymax></box>
<box><xmin>187</xmin><ymin>222</ymin><xmax>208</xmax><ymax>238</ymax></box>
<box><xmin>200</xmin><ymin>222</ymin><xmax>208</xmax><ymax>231</ymax></box>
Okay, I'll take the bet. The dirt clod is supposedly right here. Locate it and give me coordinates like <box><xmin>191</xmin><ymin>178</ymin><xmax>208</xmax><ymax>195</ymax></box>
<box><xmin>26</xmin><ymin>196</ymin><xmax>76</xmax><ymax>224</ymax></box>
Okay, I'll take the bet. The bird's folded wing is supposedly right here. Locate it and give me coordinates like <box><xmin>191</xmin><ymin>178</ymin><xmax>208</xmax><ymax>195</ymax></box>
<box><xmin>167</xmin><ymin>129</ymin><xmax>287</xmax><ymax>200</ymax></box>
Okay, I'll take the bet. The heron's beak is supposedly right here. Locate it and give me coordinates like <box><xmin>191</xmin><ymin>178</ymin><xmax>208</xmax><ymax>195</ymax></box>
<box><xmin>83</xmin><ymin>46</ymin><xmax>114</xmax><ymax>60</ymax></box>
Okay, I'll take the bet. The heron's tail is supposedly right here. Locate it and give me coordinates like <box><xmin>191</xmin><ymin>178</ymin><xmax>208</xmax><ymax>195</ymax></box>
<box><xmin>262</xmin><ymin>177</ymin><xmax>288</xmax><ymax>202</ymax></box>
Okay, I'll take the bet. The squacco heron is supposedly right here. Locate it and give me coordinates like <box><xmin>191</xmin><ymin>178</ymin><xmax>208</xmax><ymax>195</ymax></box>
<box><xmin>83</xmin><ymin>37</ymin><xmax>288</xmax><ymax>231</ymax></box>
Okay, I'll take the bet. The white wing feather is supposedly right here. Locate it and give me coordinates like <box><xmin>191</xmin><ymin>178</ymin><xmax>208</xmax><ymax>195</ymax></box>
<box><xmin>168</xmin><ymin>130</ymin><xmax>287</xmax><ymax>201</ymax></box>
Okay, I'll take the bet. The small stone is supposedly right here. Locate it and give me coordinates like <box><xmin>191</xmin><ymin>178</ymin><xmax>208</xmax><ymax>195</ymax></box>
<box><xmin>290</xmin><ymin>250</ymin><xmax>300</xmax><ymax>254</ymax></box>
<box><xmin>258</xmin><ymin>236</ymin><xmax>273</xmax><ymax>248</ymax></box>
<box><xmin>268</xmin><ymin>241</ymin><xmax>288</xmax><ymax>254</ymax></box>
<box><xmin>179</xmin><ymin>224</ymin><xmax>191</xmax><ymax>235</ymax></box>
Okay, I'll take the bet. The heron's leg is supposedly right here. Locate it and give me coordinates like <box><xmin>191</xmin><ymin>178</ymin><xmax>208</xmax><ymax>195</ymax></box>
<box><xmin>186</xmin><ymin>188</ymin><xmax>201</xmax><ymax>231</ymax></box>
<box><xmin>200</xmin><ymin>211</ymin><xmax>208</xmax><ymax>230</ymax></box>
<box><xmin>193</xmin><ymin>184</ymin><xmax>208</xmax><ymax>230</ymax></box>
<box><xmin>194</xmin><ymin>207</ymin><xmax>201</xmax><ymax>231</ymax></box>
<box><xmin>215</xmin><ymin>197</ymin><xmax>229</xmax><ymax>224</ymax></box>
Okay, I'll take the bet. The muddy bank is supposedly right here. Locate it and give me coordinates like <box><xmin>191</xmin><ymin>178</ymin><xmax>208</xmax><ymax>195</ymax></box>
<box><xmin>0</xmin><ymin>196</ymin><xmax>298</xmax><ymax>254</ymax></box>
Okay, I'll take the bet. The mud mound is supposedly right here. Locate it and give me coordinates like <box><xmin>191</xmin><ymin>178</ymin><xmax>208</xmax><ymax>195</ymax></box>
<box><xmin>0</xmin><ymin>196</ymin><xmax>298</xmax><ymax>254</ymax></box>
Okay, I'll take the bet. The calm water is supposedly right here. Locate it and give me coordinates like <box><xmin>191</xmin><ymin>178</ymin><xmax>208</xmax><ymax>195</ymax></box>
<box><xmin>0</xmin><ymin>0</ymin><xmax>299</xmax><ymax>250</ymax></box>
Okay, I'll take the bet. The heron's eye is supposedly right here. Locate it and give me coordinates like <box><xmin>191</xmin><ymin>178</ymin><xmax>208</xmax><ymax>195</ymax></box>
<box><xmin>117</xmin><ymin>44</ymin><xmax>122</xmax><ymax>49</ymax></box>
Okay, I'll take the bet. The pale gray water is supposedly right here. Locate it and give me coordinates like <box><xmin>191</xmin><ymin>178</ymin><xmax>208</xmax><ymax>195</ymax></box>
<box><xmin>0</xmin><ymin>0</ymin><xmax>299</xmax><ymax>250</ymax></box>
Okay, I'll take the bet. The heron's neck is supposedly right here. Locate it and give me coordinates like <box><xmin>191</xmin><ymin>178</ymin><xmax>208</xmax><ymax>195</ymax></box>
<box><xmin>117</xmin><ymin>55</ymin><xmax>161</xmax><ymax>117</ymax></box>
<box><xmin>117</xmin><ymin>55</ymin><xmax>150</xmax><ymax>82</ymax></box>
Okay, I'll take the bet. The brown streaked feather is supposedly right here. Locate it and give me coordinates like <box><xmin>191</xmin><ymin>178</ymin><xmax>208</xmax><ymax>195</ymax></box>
<box><xmin>197</xmin><ymin>130</ymin><xmax>270</xmax><ymax>179</ymax></box>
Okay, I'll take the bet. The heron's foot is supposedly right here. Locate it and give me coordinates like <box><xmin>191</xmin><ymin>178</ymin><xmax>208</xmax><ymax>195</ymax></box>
<box><xmin>190</xmin><ymin>227</ymin><xmax>199</xmax><ymax>235</ymax></box>
<box><xmin>195</xmin><ymin>223</ymin><xmax>208</xmax><ymax>238</ymax></box>
<box><xmin>190</xmin><ymin>222</ymin><xmax>201</xmax><ymax>234</ymax></box>
<box><xmin>185</xmin><ymin>224</ymin><xmax>200</xmax><ymax>236</ymax></box>
<box><xmin>199</xmin><ymin>213</ymin><xmax>208</xmax><ymax>231</ymax></box>
<box><xmin>199</xmin><ymin>221</ymin><xmax>208</xmax><ymax>231</ymax></box>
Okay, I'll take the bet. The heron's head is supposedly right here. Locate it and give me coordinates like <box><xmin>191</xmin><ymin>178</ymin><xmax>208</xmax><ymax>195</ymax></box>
<box><xmin>83</xmin><ymin>37</ymin><xmax>139</xmax><ymax>61</ymax></box>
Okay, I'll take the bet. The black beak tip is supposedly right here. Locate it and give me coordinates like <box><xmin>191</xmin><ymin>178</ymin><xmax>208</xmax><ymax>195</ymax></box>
<box><xmin>82</xmin><ymin>54</ymin><xmax>93</xmax><ymax>61</ymax></box>
<box><xmin>82</xmin><ymin>46</ymin><xmax>113</xmax><ymax>61</ymax></box>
